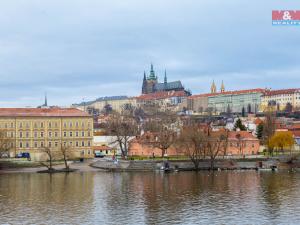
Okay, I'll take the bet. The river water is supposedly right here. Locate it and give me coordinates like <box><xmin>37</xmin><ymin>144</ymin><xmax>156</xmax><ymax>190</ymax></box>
<box><xmin>1</xmin><ymin>171</ymin><xmax>300</xmax><ymax>225</ymax></box>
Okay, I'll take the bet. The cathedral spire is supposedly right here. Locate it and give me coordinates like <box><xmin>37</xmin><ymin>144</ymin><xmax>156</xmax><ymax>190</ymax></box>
<box><xmin>149</xmin><ymin>63</ymin><xmax>156</xmax><ymax>80</ymax></box>
<box><xmin>221</xmin><ymin>80</ymin><xmax>225</xmax><ymax>93</ymax></box>
<box><xmin>164</xmin><ymin>70</ymin><xmax>168</xmax><ymax>91</ymax></box>
<box><xmin>211</xmin><ymin>80</ymin><xmax>216</xmax><ymax>93</ymax></box>
<box><xmin>142</xmin><ymin>71</ymin><xmax>147</xmax><ymax>94</ymax></box>
<box><xmin>164</xmin><ymin>70</ymin><xmax>167</xmax><ymax>83</ymax></box>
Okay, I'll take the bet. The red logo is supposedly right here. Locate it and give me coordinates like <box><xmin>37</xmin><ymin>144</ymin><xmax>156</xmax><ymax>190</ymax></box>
<box><xmin>272</xmin><ymin>10</ymin><xmax>300</xmax><ymax>20</ymax></box>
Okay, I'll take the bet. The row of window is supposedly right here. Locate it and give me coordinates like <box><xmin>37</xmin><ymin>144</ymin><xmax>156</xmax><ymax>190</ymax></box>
<box><xmin>18</xmin><ymin>140</ymin><xmax>91</xmax><ymax>148</ymax></box>
<box><xmin>10</xmin><ymin>131</ymin><xmax>92</xmax><ymax>138</ymax></box>
<box><xmin>16</xmin><ymin>149</ymin><xmax>92</xmax><ymax>156</ymax></box>
<box><xmin>0</xmin><ymin>121</ymin><xmax>91</xmax><ymax>129</ymax></box>
<box><xmin>63</xmin><ymin>131</ymin><xmax>91</xmax><ymax>137</ymax></box>
<box><xmin>265</xmin><ymin>93</ymin><xmax>298</xmax><ymax>98</ymax></box>
<box><xmin>0</xmin><ymin>122</ymin><xmax>14</xmax><ymax>129</ymax></box>
<box><xmin>229</xmin><ymin>142</ymin><xmax>255</xmax><ymax>148</ymax></box>
<box><xmin>266</xmin><ymin>98</ymin><xmax>293</xmax><ymax>101</ymax></box>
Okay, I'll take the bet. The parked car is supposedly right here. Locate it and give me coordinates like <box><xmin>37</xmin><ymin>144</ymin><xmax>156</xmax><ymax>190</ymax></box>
<box><xmin>94</xmin><ymin>151</ymin><xmax>105</xmax><ymax>158</ymax></box>
<box><xmin>0</xmin><ymin>152</ymin><xmax>9</xmax><ymax>158</ymax></box>
<box><xmin>16</xmin><ymin>153</ymin><xmax>23</xmax><ymax>158</ymax></box>
<box><xmin>16</xmin><ymin>152</ymin><xmax>31</xmax><ymax>159</ymax></box>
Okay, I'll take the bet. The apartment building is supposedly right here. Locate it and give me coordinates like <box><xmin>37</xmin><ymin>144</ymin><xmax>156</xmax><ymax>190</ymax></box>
<box><xmin>261</xmin><ymin>89</ymin><xmax>300</xmax><ymax>111</ymax></box>
<box><xmin>0</xmin><ymin>108</ymin><xmax>93</xmax><ymax>161</ymax></box>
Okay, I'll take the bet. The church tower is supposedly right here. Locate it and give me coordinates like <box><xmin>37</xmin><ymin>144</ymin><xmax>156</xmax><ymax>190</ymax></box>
<box><xmin>142</xmin><ymin>71</ymin><xmax>147</xmax><ymax>94</ymax></box>
<box><xmin>220</xmin><ymin>80</ymin><xmax>225</xmax><ymax>93</ymax></box>
<box><xmin>148</xmin><ymin>63</ymin><xmax>157</xmax><ymax>80</ymax></box>
<box><xmin>164</xmin><ymin>69</ymin><xmax>167</xmax><ymax>91</ymax></box>
<box><xmin>148</xmin><ymin>64</ymin><xmax>158</xmax><ymax>93</ymax></box>
<box><xmin>141</xmin><ymin>64</ymin><xmax>158</xmax><ymax>94</ymax></box>
<box><xmin>211</xmin><ymin>80</ymin><xmax>217</xmax><ymax>93</ymax></box>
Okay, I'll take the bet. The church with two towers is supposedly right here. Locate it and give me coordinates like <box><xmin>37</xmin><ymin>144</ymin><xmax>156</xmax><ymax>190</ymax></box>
<box><xmin>210</xmin><ymin>80</ymin><xmax>225</xmax><ymax>93</ymax></box>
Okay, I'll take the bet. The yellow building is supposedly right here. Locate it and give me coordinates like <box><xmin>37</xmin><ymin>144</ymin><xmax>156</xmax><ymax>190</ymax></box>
<box><xmin>0</xmin><ymin>108</ymin><xmax>93</xmax><ymax>161</ymax></box>
<box><xmin>261</xmin><ymin>89</ymin><xmax>300</xmax><ymax>111</ymax></box>
<box><xmin>73</xmin><ymin>96</ymin><xmax>137</xmax><ymax>114</ymax></box>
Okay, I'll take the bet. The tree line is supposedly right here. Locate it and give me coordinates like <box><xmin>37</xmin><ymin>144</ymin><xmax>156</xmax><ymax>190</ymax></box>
<box><xmin>105</xmin><ymin>107</ymin><xmax>231</xmax><ymax>170</ymax></box>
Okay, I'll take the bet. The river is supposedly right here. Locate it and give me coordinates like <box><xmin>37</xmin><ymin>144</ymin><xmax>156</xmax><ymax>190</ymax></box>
<box><xmin>1</xmin><ymin>171</ymin><xmax>300</xmax><ymax>224</ymax></box>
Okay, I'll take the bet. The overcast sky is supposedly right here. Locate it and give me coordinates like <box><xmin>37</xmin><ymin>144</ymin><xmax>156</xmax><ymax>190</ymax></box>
<box><xmin>0</xmin><ymin>0</ymin><xmax>300</xmax><ymax>107</ymax></box>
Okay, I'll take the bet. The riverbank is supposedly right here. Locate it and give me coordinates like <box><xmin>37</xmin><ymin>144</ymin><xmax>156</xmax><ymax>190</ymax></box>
<box><xmin>2</xmin><ymin>156</ymin><xmax>300</xmax><ymax>173</ymax></box>
<box><xmin>91</xmin><ymin>156</ymin><xmax>300</xmax><ymax>171</ymax></box>
<box><xmin>0</xmin><ymin>160</ymin><xmax>102</xmax><ymax>174</ymax></box>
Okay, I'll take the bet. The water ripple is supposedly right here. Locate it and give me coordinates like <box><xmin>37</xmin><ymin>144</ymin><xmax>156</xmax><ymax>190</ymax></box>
<box><xmin>1</xmin><ymin>171</ymin><xmax>300</xmax><ymax>224</ymax></box>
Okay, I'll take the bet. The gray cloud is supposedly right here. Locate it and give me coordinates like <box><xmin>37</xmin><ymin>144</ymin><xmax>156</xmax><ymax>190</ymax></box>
<box><xmin>0</xmin><ymin>0</ymin><xmax>299</xmax><ymax>107</ymax></box>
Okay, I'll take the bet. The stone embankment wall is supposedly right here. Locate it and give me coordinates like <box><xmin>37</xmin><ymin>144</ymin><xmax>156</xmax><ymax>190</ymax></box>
<box><xmin>91</xmin><ymin>158</ymin><xmax>279</xmax><ymax>171</ymax></box>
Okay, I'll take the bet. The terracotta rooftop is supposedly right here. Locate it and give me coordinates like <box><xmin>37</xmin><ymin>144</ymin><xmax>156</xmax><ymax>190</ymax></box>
<box><xmin>254</xmin><ymin>118</ymin><xmax>263</xmax><ymax>125</ymax></box>
<box><xmin>292</xmin><ymin>131</ymin><xmax>300</xmax><ymax>137</ymax></box>
<box><xmin>0</xmin><ymin>108</ymin><xmax>90</xmax><ymax>117</ymax></box>
<box><xmin>93</xmin><ymin>146</ymin><xmax>112</xmax><ymax>151</ymax></box>
<box><xmin>288</xmin><ymin>123</ymin><xmax>300</xmax><ymax>130</ymax></box>
<box><xmin>228</xmin><ymin>131</ymin><xmax>258</xmax><ymax>140</ymax></box>
<box><xmin>216</xmin><ymin>88</ymin><xmax>266</xmax><ymax>96</ymax></box>
<box><xmin>188</xmin><ymin>93</ymin><xmax>218</xmax><ymax>99</ymax></box>
<box><xmin>189</xmin><ymin>88</ymin><xmax>265</xmax><ymax>99</ymax></box>
<box><xmin>263</xmin><ymin>88</ymin><xmax>300</xmax><ymax>96</ymax></box>
<box><xmin>137</xmin><ymin>91</ymin><xmax>187</xmax><ymax>101</ymax></box>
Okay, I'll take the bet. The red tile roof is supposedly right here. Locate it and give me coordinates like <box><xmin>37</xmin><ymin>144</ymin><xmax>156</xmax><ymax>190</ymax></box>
<box><xmin>189</xmin><ymin>88</ymin><xmax>265</xmax><ymax>99</ymax></box>
<box><xmin>292</xmin><ymin>131</ymin><xmax>300</xmax><ymax>137</ymax></box>
<box><xmin>188</xmin><ymin>93</ymin><xmax>218</xmax><ymax>99</ymax></box>
<box><xmin>254</xmin><ymin>118</ymin><xmax>263</xmax><ymax>125</ymax></box>
<box><xmin>137</xmin><ymin>91</ymin><xmax>187</xmax><ymax>101</ymax></box>
<box><xmin>212</xmin><ymin>88</ymin><xmax>266</xmax><ymax>96</ymax></box>
<box><xmin>263</xmin><ymin>88</ymin><xmax>300</xmax><ymax>96</ymax></box>
<box><xmin>228</xmin><ymin>131</ymin><xmax>258</xmax><ymax>140</ymax></box>
<box><xmin>287</xmin><ymin>123</ymin><xmax>300</xmax><ymax>131</ymax></box>
<box><xmin>0</xmin><ymin>108</ymin><xmax>90</xmax><ymax>117</ymax></box>
<box><xmin>93</xmin><ymin>146</ymin><xmax>112</xmax><ymax>151</ymax></box>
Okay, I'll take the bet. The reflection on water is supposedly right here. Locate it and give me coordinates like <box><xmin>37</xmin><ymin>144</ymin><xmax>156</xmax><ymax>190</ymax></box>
<box><xmin>1</xmin><ymin>171</ymin><xmax>300</xmax><ymax>224</ymax></box>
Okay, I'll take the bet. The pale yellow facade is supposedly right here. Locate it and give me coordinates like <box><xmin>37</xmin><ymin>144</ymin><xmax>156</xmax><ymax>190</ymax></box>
<box><xmin>260</xmin><ymin>89</ymin><xmax>300</xmax><ymax>111</ymax></box>
<box><xmin>0</xmin><ymin>116</ymin><xmax>93</xmax><ymax>161</ymax></box>
<box><xmin>75</xmin><ymin>98</ymin><xmax>137</xmax><ymax>114</ymax></box>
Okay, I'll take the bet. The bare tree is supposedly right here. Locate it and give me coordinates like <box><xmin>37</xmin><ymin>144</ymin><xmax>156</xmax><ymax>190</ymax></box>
<box><xmin>234</xmin><ymin>133</ymin><xmax>242</xmax><ymax>156</ymax></box>
<box><xmin>122</xmin><ymin>103</ymin><xmax>135</xmax><ymax>116</ymax></box>
<box><xmin>178</xmin><ymin>126</ymin><xmax>228</xmax><ymax>170</ymax></box>
<box><xmin>40</xmin><ymin>147</ymin><xmax>59</xmax><ymax>171</ymax></box>
<box><xmin>177</xmin><ymin>125</ymin><xmax>207</xmax><ymax>170</ymax></box>
<box><xmin>221</xmin><ymin>132</ymin><xmax>229</xmax><ymax>158</ymax></box>
<box><xmin>107</xmin><ymin>113</ymin><xmax>139</xmax><ymax>158</ymax></box>
<box><xmin>206</xmin><ymin>130</ymin><xmax>229</xmax><ymax>170</ymax></box>
<box><xmin>263</xmin><ymin>108</ymin><xmax>276</xmax><ymax>154</ymax></box>
<box><xmin>143</xmin><ymin>110</ymin><xmax>178</xmax><ymax>158</ymax></box>
<box><xmin>139</xmin><ymin>102</ymin><xmax>161</xmax><ymax>117</ymax></box>
<box><xmin>153</xmin><ymin>126</ymin><xmax>176</xmax><ymax>158</ymax></box>
<box><xmin>206</xmin><ymin>107</ymin><xmax>214</xmax><ymax>116</ymax></box>
<box><xmin>60</xmin><ymin>146</ymin><xmax>74</xmax><ymax>170</ymax></box>
<box><xmin>0</xmin><ymin>130</ymin><xmax>13</xmax><ymax>158</ymax></box>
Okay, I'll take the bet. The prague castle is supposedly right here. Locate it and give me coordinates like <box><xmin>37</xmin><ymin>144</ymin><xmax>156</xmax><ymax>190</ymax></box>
<box><xmin>142</xmin><ymin>64</ymin><xmax>185</xmax><ymax>94</ymax></box>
